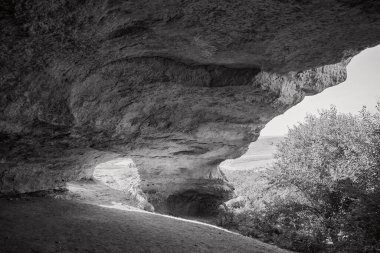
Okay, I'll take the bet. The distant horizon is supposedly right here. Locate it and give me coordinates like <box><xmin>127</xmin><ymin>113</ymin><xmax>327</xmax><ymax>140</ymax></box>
<box><xmin>260</xmin><ymin>45</ymin><xmax>380</xmax><ymax>137</ymax></box>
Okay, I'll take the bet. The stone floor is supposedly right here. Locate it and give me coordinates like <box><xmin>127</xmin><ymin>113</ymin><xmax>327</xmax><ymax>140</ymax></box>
<box><xmin>0</xmin><ymin>197</ymin><xmax>290</xmax><ymax>253</ymax></box>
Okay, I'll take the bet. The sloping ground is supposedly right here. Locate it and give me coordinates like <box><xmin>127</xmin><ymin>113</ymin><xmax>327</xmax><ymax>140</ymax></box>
<box><xmin>221</xmin><ymin>136</ymin><xmax>284</xmax><ymax>170</ymax></box>
<box><xmin>0</xmin><ymin>197</ymin><xmax>290</xmax><ymax>253</ymax></box>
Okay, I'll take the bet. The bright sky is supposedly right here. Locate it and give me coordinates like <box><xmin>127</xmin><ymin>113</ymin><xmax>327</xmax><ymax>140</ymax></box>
<box><xmin>260</xmin><ymin>45</ymin><xmax>380</xmax><ymax>136</ymax></box>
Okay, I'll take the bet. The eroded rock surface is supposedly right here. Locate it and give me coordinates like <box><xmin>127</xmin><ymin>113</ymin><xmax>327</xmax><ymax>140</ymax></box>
<box><xmin>1</xmin><ymin>0</ymin><xmax>380</xmax><ymax>214</ymax></box>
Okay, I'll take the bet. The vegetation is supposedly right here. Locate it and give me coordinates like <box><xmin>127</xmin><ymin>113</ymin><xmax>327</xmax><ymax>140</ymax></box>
<box><xmin>220</xmin><ymin>105</ymin><xmax>380</xmax><ymax>252</ymax></box>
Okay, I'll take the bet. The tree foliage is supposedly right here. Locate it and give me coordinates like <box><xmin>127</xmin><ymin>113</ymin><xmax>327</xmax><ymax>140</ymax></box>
<box><xmin>266</xmin><ymin>105</ymin><xmax>380</xmax><ymax>252</ymax></box>
<box><xmin>221</xmin><ymin>104</ymin><xmax>380</xmax><ymax>252</ymax></box>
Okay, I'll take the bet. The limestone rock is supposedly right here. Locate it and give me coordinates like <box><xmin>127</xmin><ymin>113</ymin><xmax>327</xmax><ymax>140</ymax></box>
<box><xmin>1</xmin><ymin>0</ymin><xmax>380</xmax><ymax>214</ymax></box>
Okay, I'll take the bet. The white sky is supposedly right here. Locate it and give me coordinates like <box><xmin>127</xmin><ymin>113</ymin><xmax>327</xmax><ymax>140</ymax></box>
<box><xmin>261</xmin><ymin>45</ymin><xmax>380</xmax><ymax>136</ymax></box>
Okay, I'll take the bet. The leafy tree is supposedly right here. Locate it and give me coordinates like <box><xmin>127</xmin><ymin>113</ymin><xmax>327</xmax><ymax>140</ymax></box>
<box><xmin>265</xmin><ymin>105</ymin><xmax>380</xmax><ymax>252</ymax></box>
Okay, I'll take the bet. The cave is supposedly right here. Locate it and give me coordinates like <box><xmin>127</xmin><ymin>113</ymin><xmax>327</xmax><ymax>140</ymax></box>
<box><xmin>1</xmin><ymin>0</ymin><xmax>380</xmax><ymax>252</ymax></box>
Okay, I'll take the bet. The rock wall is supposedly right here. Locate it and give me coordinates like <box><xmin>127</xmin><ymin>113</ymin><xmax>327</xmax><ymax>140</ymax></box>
<box><xmin>1</xmin><ymin>0</ymin><xmax>380</xmax><ymax>214</ymax></box>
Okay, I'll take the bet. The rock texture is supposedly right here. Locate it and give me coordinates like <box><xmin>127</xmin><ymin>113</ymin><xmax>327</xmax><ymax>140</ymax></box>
<box><xmin>1</xmin><ymin>0</ymin><xmax>380</xmax><ymax>214</ymax></box>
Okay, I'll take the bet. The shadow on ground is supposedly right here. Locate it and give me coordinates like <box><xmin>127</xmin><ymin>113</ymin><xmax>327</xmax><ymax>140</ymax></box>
<box><xmin>0</xmin><ymin>197</ymin><xmax>290</xmax><ymax>253</ymax></box>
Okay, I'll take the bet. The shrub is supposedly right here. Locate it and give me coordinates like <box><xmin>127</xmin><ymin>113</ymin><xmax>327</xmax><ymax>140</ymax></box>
<box><xmin>222</xmin><ymin>104</ymin><xmax>380</xmax><ymax>252</ymax></box>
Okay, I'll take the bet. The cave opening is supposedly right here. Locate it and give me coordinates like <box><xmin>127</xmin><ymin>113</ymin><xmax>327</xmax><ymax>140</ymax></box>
<box><xmin>65</xmin><ymin>158</ymin><xmax>154</xmax><ymax>211</ymax></box>
<box><xmin>217</xmin><ymin>44</ymin><xmax>380</xmax><ymax>220</ymax></box>
<box><xmin>216</xmin><ymin>45</ymin><xmax>380</xmax><ymax>250</ymax></box>
<box><xmin>221</xmin><ymin>45</ymin><xmax>380</xmax><ymax>172</ymax></box>
<box><xmin>92</xmin><ymin>158</ymin><xmax>138</xmax><ymax>192</ymax></box>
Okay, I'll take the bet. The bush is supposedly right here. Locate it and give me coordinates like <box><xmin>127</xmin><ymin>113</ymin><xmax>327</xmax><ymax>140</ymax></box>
<box><xmin>222</xmin><ymin>104</ymin><xmax>380</xmax><ymax>252</ymax></box>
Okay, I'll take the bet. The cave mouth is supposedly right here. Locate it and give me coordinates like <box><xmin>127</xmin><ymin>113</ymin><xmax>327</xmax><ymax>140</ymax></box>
<box><xmin>65</xmin><ymin>158</ymin><xmax>155</xmax><ymax>211</ymax></box>
<box><xmin>166</xmin><ymin>190</ymin><xmax>224</xmax><ymax>217</ymax></box>
<box><xmin>92</xmin><ymin>158</ymin><xmax>138</xmax><ymax>191</ymax></box>
<box><xmin>220</xmin><ymin>44</ymin><xmax>380</xmax><ymax>173</ymax></box>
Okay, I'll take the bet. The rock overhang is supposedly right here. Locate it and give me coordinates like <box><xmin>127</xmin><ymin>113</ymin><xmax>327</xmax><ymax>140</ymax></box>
<box><xmin>1</xmin><ymin>0</ymin><xmax>380</xmax><ymax>214</ymax></box>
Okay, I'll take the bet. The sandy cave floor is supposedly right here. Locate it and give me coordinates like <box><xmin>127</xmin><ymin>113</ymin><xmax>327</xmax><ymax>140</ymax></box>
<box><xmin>0</xmin><ymin>189</ymin><xmax>291</xmax><ymax>253</ymax></box>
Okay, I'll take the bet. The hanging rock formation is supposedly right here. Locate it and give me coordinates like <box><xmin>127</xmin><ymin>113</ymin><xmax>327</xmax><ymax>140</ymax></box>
<box><xmin>1</xmin><ymin>0</ymin><xmax>380</xmax><ymax>215</ymax></box>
